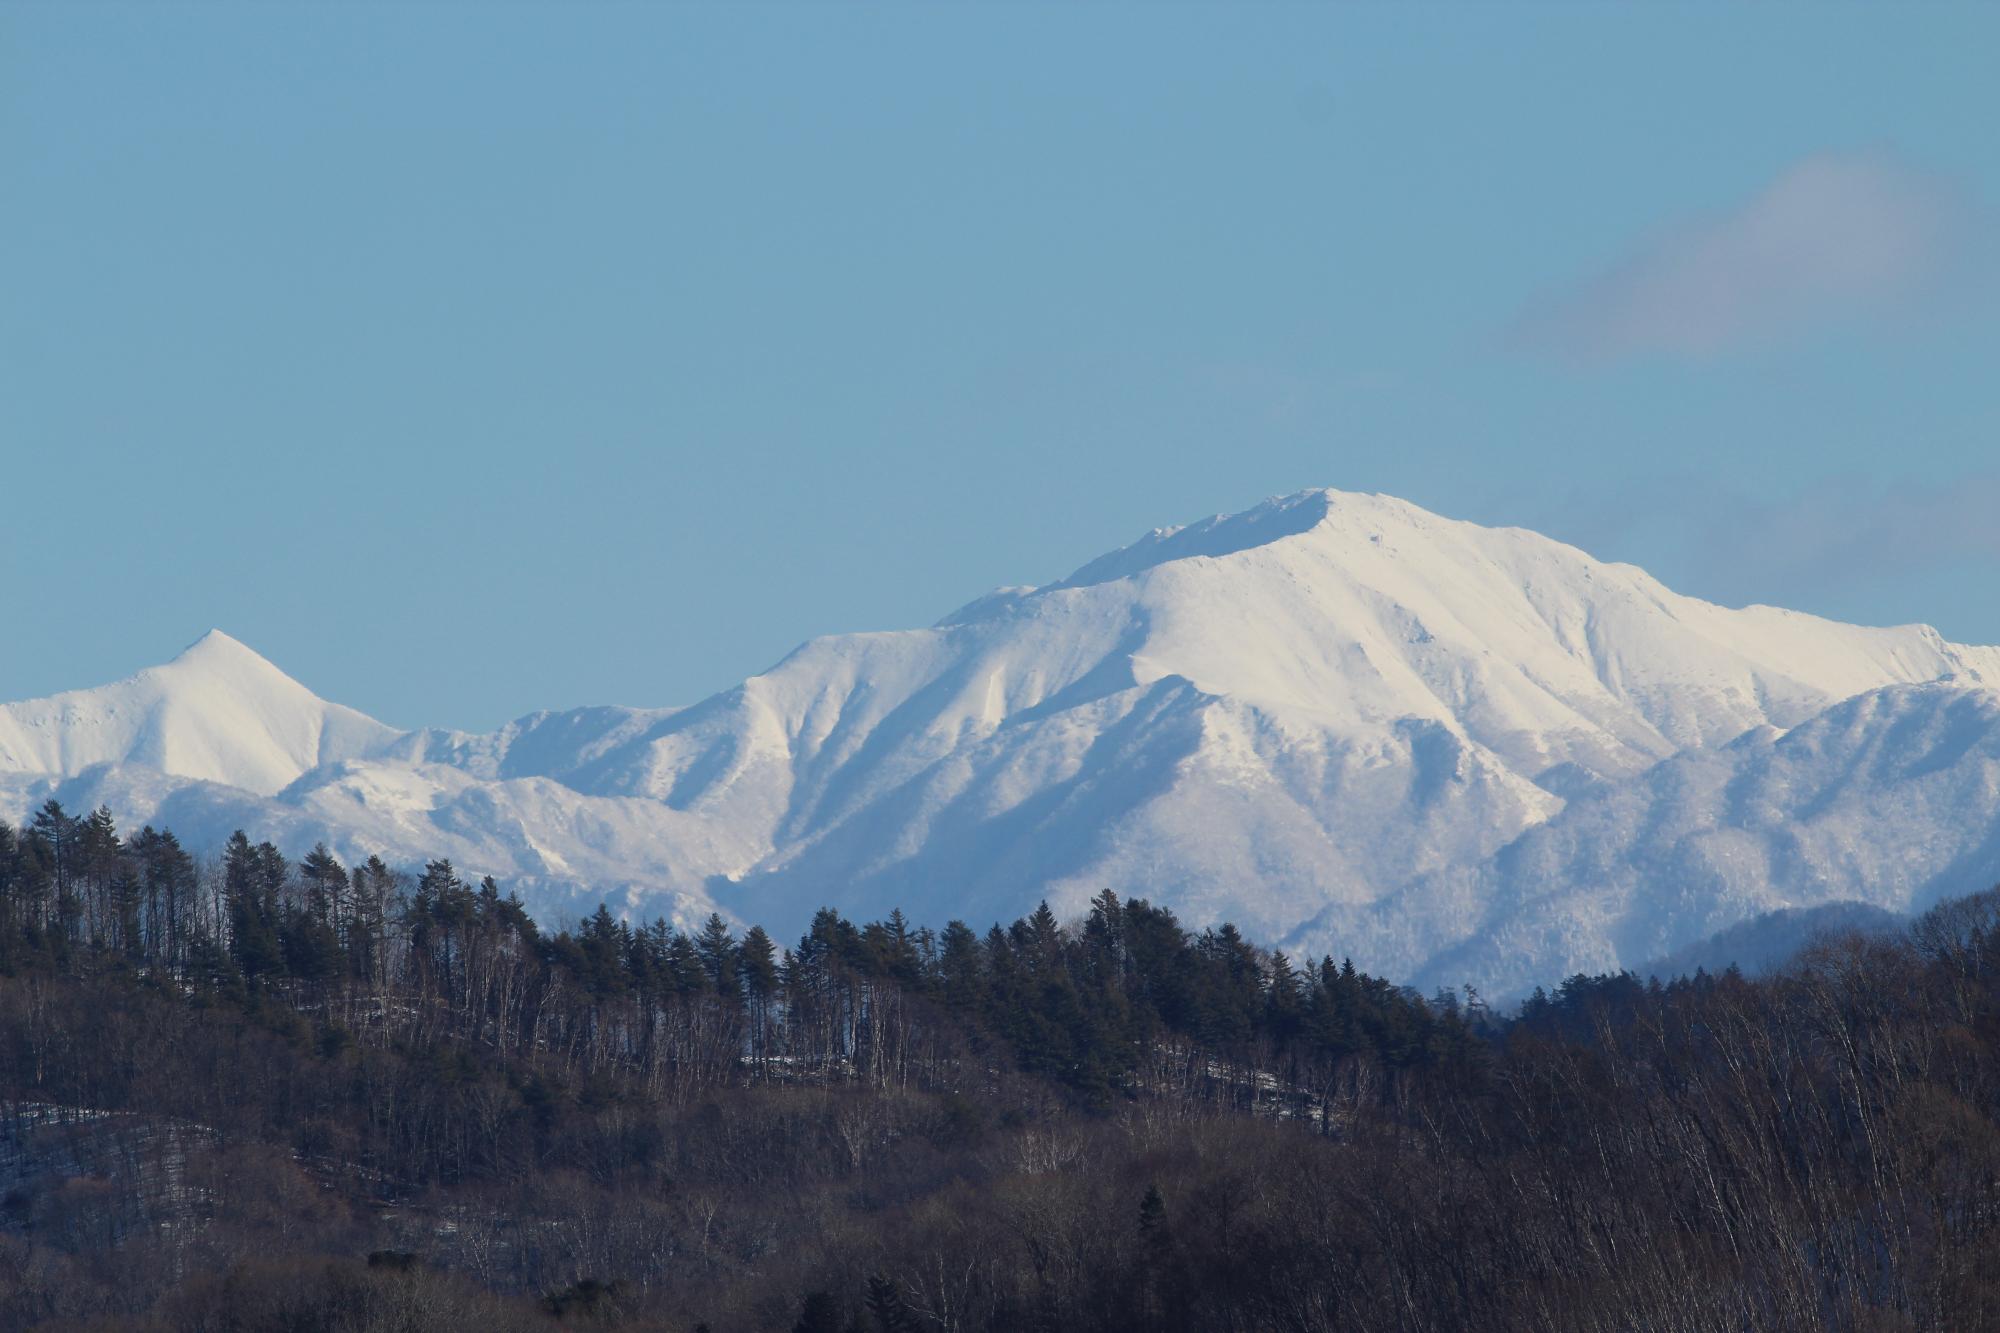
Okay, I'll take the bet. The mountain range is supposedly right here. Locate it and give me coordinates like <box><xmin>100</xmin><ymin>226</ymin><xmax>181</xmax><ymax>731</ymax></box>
<box><xmin>7</xmin><ymin>487</ymin><xmax>1999</xmax><ymax>997</ymax></box>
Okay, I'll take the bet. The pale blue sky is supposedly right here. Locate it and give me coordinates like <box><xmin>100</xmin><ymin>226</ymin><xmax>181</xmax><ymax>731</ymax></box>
<box><xmin>5</xmin><ymin>4</ymin><xmax>1998</xmax><ymax>729</ymax></box>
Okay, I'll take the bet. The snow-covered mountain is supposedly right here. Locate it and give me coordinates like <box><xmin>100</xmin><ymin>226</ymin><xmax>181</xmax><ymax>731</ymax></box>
<box><xmin>6</xmin><ymin>488</ymin><xmax>1999</xmax><ymax>995</ymax></box>
<box><xmin>0</xmin><ymin>631</ymin><xmax>402</xmax><ymax>795</ymax></box>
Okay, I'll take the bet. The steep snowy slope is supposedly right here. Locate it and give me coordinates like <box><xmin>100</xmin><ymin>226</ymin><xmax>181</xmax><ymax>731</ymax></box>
<box><xmin>1377</xmin><ymin>682</ymin><xmax>2000</xmax><ymax>997</ymax></box>
<box><xmin>4</xmin><ymin>490</ymin><xmax>1997</xmax><ymax>994</ymax></box>
<box><xmin>393</xmin><ymin>705</ymin><xmax>682</xmax><ymax>783</ymax></box>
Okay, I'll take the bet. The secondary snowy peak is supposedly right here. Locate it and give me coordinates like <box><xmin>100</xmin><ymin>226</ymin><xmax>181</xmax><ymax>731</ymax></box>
<box><xmin>0</xmin><ymin>630</ymin><xmax>402</xmax><ymax>796</ymax></box>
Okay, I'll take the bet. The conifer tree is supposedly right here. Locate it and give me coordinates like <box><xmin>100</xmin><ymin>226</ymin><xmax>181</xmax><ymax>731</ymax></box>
<box><xmin>738</xmin><ymin>924</ymin><xmax>779</xmax><ymax>1064</ymax></box>
<box><xmin>738</xmin><ymin>924</ymin><xmax>779</xmax><ymax>998</ymax></box>
<box><xmin>348</xmin><ymin>856</ymin><xmax>396</xmax><ymax>984</ymax></box>
<box><xmin>29</xmin><ymin>800</ymin><xmax>75</xmax><ymax>900</ymax></box>
<box><xmin>667</xmin><ymin>929</ymin><xmax>707</xmax><ymax>995</ymax></box>
<box><xmin>1266</xmin><ymin>949</ymin><xmax>1305</xmax><ymax>1042</ymax></box>
<box><xmin>130</xmin><ymin>825</ymin><xmax>196</xmax><ymax>966</ymax></box>
<box><xmin>224</xmin><ymin>831</ymin><xmax>286</xmax><ymax>980</ymax></box>
<box><xmin>865</xmin><ymin>1274</ymin><xmax>915</xmax><ymax>1332</ymax></box>
<box><xmin>695</xmin><ymin>912</ymin><xmax>738</xmax><ymax>994</ymax></box>
<box><xmin>299</xmin><ymin>844</ymin><xmax>346</xmax><ymax>930</ymax></box>
<box><xmin>937</xmin><ymin>920</ymin><xmax>984</xmax><ymax>1013</ymax></box>
<box><xmin>30</xmin><ymin>800</ymin><xmax>81</xmax><ymax>946</ymax></box>
<box><xmin>109</xmin><ymin>865</ymin><xmax>143</xmax><ymax>960</ymax></box>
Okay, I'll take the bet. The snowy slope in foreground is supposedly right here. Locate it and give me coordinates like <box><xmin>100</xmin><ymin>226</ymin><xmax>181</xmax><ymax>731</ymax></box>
<box><xmin>4</xmin><ymin>488</ymin><xmax>1999</xmax><ymax>995</ymax></box>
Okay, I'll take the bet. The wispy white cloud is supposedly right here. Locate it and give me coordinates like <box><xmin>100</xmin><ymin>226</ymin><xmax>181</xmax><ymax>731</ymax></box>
<box><xmin>1510</xmin><ymin>151</ymin><xmax>1975</xmax><ymax>361</ymax></box>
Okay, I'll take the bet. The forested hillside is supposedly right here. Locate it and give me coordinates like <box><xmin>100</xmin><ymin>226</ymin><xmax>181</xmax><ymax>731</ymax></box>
<box><xmin>4</xmin><ymin>801</ymin><xmax>2000</xmax><ymax>1330</ymax></box>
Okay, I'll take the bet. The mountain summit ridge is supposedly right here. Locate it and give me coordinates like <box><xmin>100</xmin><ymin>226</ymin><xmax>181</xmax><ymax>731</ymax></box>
<box><xmin>5</xmin><ymin>487</ymin><xmax>1998</xmax><ymax>995</ymax></box>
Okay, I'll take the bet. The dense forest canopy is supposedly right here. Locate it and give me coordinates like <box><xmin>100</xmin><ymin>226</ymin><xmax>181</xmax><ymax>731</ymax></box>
<box><xmin>2</xmin><ymin>800</ymin><xmax>2000</xmax><ymax>1330</ymax></box>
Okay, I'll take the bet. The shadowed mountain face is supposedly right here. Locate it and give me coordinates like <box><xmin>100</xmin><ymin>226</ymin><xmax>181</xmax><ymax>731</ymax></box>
<box><xmin>6</xmin><ymin>489</ymin><xmax>1999</xmax><ymax>996</ymax></box>
<box><xmin>1638</xmin><ymin>901</ymin><xmax>1907</xmax><ymax>983</ymax></box>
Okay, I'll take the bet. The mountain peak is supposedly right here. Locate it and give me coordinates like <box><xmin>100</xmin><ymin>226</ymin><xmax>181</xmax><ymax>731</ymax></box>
<box><xmin>171</xmin><ymin>628</ymin><xmax>281</xmax><ymax>673</ymax></box>
<box><xmin>154</xmin><ymin>630</ymin><xmax>341</xmax><ymax>714</ymax></box>
<box><xmin>181</xmin><ymin>627</ymin><xmax>248</xmax><ymax>654</ymax></box>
